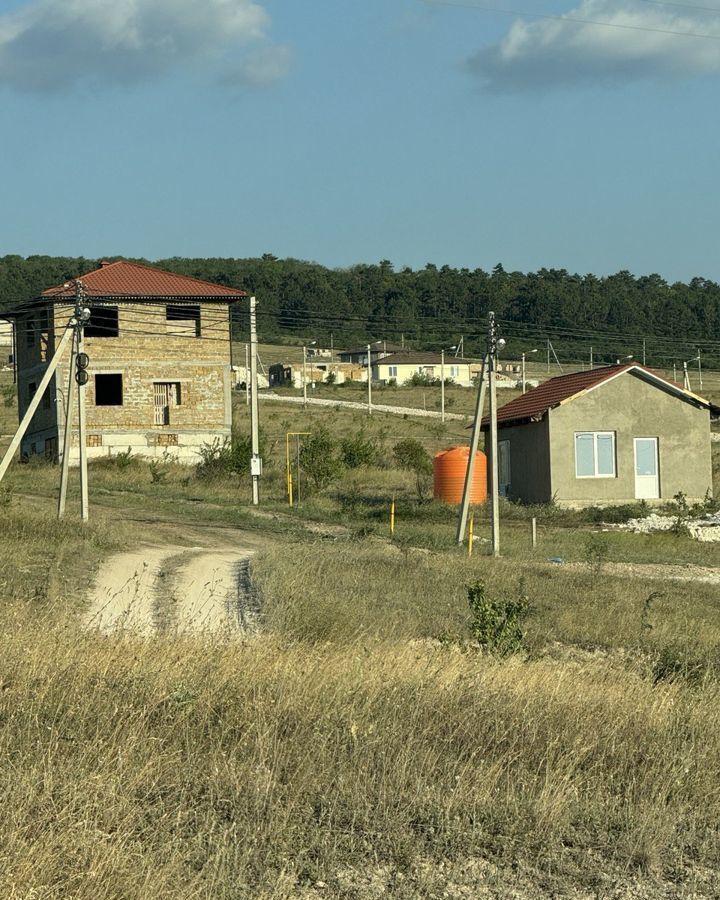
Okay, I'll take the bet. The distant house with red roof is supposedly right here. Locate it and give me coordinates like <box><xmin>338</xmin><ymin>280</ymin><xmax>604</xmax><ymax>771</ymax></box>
<box><xmin>9</xmin><ymin>260</ymin><xmax>245</xmax><ymax>463</ymax></box>
<box><xmin>484</xmin><ymin>364</ymin><xmax>714</xmax><ymax>505</ymax></box>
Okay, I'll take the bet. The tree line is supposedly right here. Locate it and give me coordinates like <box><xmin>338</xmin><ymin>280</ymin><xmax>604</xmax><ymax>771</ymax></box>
<box><xmin>2</xmin><ymin>253</ymin><xmax>719</xmax><ymax>365</ymax></box>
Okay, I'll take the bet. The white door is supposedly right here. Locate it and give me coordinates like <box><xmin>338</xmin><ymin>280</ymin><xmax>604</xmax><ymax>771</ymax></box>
<box><xmin>634</xmin><ymin>438</ymin><xmax>659</xmax><ymax>499</ymax></box>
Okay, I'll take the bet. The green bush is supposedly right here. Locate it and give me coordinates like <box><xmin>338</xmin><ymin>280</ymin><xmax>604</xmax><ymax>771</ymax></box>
<box><xmin>196</xmin><ymin>435</ymin><xmax>255</xmax><ymax>480</ymax></box>
<box><xmin>300</xmin><ymin>426</ymin><xmax>343</xmax><ymax>491</ymax></box>
<box><xmin>467</xmin><ymin>579</ymin><xmax>530</xmax><ymax>656</ymax></box>
<box><xmin>340</xmin><ymin>432</ymin><xmax>379</xmax><ymax>469</ymax></box>
<box><xmin>393</xmin><ymin>438</ymin><xmax>432</xmax><ymax>502</ymax></box>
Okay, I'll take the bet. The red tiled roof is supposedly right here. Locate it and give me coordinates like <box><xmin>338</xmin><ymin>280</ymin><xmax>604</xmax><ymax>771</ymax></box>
<box><xmin>487</xmin><ymin>364</ymin><xmax>706</xmax><ymax>427</ymax></box>
<box><xmin>41</xmin><ymin>260</ymin><xmax>246</xmax><ymax>300</ymax></box>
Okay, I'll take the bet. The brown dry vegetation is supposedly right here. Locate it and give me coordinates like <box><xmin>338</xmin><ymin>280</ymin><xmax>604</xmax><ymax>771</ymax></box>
<box><xmin>3</xmin><ymin>369</ymin><xmax>720</xmax><ymax>896</ymax></box>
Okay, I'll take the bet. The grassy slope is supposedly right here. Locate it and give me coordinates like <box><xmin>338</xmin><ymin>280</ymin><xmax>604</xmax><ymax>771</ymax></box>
<box><xmin>3</xmin><ymin>368</ymin><xmax>720</xmax><ymax>896</ymax></box>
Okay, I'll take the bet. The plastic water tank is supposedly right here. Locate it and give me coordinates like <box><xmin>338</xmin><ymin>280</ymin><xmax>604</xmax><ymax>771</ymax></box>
<box><xmin>433</xmin><ymin>447</ymin><xmax>488</xmax><ymax>505</ymax></box>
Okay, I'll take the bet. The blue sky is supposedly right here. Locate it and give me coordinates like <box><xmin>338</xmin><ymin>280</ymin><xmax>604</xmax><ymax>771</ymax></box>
<box><xmin>0</xmin><ymin>0</ymin><xmax>718</xmax><ymax>281</ymax></box>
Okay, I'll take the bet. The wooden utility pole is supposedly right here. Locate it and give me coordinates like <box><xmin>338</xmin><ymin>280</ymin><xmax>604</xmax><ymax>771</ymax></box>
<box><xmin>249</xmin><ymin>296</ymin><xmax>261</xmax><ymax>505</ymax></box>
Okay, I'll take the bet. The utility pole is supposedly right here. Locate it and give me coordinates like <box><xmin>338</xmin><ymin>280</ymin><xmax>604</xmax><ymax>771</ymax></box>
<box><xmin>367</xmin><ymin>343</ymin><xmax>372</xmax><ymax>415</ymax></box>
<box><xmin>683</xmin><ymin>361</ymin><xmax>690</xmax><ymax>391</ymax></box>
<box><xmin>57</xmin><ymin>328</ymin><xmax>78</xmax><ymax>519</ymax></box>
<box><xmin>546</xmin><ymin>339</ymin><xmax>550</xmax><ymax>374</ymax></box>
<box><xmin>590</xmin><ymin>346</ymin><xmax>593</xmax><ymax>369</ymax></box>
<box><xmin>673</xmin><ymin>362</ymin><xmax>677</xmax><ymax>383</ymax></box>
<box><xmin>441</xmin><ymin>348</ymin><xmax>446</xmax><ymax>424</ymax></box>
<box><xmin>249</xmin><ymin>296</ymin><xmax>261</xmax><ymax>505</ymax></box>
<box><xmin>521</xmin><ymin>348</ymin><xmax>537</xmax><ymax>393</ymax></box>
<box><xmin>456</xmin><ymin>353</ymin><xmax>487</xmax><ymax>545</ymax></box>
<box><xmin>488</xmin><ymin>314</ymin><xmax>501</xmax><ymax>558</ymax></box>
<box><xmin>74</xmin><ymin>280</ymin><xmax>90</xmax><ymax>522</ymax></box>
<box><xmin>642</xmin><ymin>339</ymin><xmax>646</xmax><ymax>366</ymax></box>
<box><xmin>698</xmin><ymin>349</ymin><xmax>703</xmax><ymax>390</ymax></box>
<box><xmin>244</xmin><ymin>344</ymin><xmax>250</xmax><ymax>405</ymax></box>
<box><xmin>302</xmin><ymin>343</ymin><xmax>308</xmax><ymax>409</ymax></box>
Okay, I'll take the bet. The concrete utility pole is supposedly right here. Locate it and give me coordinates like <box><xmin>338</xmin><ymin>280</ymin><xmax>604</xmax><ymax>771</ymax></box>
<box><xmin>249</xmin><ymin>296</ymin><xmax>261</xmax><ymax>505</ymax></box>
<box><xmin>57</xmin><ymin>328</ymin><xmax>78</xmax><ymax>519</ymax></box>
<box><xmin>487</xmin><ymin>314</ymin><xmax>502</xmax><ymax>558</ymax></box>
<box><xmin>441</xmin><ymin>348</ymin><xmax>445</xmax><ymax>424</ymax></box>
<box><xmin>456</xmin><ymin>352</ymin><xmax>488</xmax><ymax>545</ymax></box>
<box><xmin>683</xmin><ymin>361</ymin><xmax>690</xmax><ymax>391</ymax></box>
<box><xmin>76</xmin><ymin>284</ymin><xmax>89</xmax><ymax>522</ymax></box>
<box><xmin>643</xmin><ymin>339</ymin><xmax>647</xmax><ymax>366</ymax></box>
<box><xmin>521</xmin><ymin>348</ymin><xmax>537</xmax><ymax>394</ymax></box>
<box><xmin>367</xmin><ymin>343</ymin><xmax>372</xmax><ymax>415</ymax></box>
<box><xmin>698</xmin><ymin>349</ymin><xmax>703</xmax><ymax>390</ymax></box>
<box><xmin>244</xmin><ymin>344</ymin><xmax>250</xmax><ymax>406</ymax></box>
<box><xmin>302</xmin><ymin>343</ymin><xmax>308</xmax><ymax>409</ymax></box>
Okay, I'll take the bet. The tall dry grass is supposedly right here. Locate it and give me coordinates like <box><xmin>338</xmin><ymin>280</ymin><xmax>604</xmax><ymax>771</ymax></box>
<box><xmin>2</xmin><ymin>609</ymin><xmax>720</xmax><ymax>898</ymax></box>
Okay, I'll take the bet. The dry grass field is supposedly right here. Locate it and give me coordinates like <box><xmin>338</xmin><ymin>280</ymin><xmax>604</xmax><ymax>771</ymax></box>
<box><xmin>3</xmin><ymin>365</ymin><xmax>720</xmax><ymax>897</ymax></box>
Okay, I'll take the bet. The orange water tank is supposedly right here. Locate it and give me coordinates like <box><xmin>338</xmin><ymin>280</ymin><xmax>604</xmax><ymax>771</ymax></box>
<box><xmin>433</xmin><ymin>447</ymin><xmax>487</xmax><ymax>505</ymax></box>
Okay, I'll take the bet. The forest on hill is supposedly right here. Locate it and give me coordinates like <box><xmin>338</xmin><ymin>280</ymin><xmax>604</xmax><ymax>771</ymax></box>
<box><xmin>2</xmin><ymin>253</ymin><xmax>720</xmax><ymax>365</ymax></box>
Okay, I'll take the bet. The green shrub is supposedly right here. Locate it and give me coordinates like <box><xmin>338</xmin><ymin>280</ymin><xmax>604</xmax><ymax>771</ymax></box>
<box><xmin>300</xmin><ymin>426</ymin><xmax>343</xmax><ymax>491</ymax></box>
<box><xmin>393</xmin><ymin>438</ymin><xmax>432</xmax><ymax>502</ymax></box>
<box><xmin>196</xmin><ymin>435</ymin><xmax>256</xmax><ymax>480</ymax></box>
<box><xmin>467</xmin><ymin>579</ymin><xmax>530</xmax><ymax>656</ymax></box>
<box><xmin>340</xmin><ymin>432</ymin><xmax>379</xmax><ymax>469</ymax></box>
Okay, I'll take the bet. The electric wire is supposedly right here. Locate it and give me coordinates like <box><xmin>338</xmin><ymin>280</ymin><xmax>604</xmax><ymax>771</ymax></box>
<box><xmin>420</xmin><ymin>0</ymin><xmax>720</xmax><ymax>38</ymax></box>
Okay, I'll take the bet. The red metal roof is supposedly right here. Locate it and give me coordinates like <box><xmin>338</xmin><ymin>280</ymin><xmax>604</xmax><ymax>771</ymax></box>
<box><xmin>488</xmin><ymin>364</ymin><xmax>703</xmax><ymax>427</ymax></box>
<box><xmin>41</xmin><ymin>260</ymin><xmax>246</xmax><ymax>300</ymax></box>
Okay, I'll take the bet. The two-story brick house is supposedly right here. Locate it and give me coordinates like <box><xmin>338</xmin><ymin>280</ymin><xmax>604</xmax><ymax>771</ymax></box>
<box><xmin>10</xmin><ymin>260</ymin><xmax>245</xmax><ymax>463</ymax></box>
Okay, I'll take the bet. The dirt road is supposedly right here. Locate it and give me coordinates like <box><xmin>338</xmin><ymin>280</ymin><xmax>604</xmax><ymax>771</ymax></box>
<box><xmin>85</xmin><ymin>543</ymin><xmax>259</xmax><ymax>636</ymax></box>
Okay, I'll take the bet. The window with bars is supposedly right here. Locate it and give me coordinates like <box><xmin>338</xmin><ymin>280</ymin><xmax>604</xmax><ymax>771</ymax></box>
<box><xmin>153</xmin><ymin>382</ymin><xmax>182</xmax><ymax>425</ymax></box>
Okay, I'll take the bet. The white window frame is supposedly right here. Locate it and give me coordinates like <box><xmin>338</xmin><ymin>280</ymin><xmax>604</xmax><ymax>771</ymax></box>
<box><xmin>388</xmin><ymin>366</ymin><xmax>398</xmax><ymax>377</ymax></box>
<box><xmin>574</xmin><ymin>431</ymin><xmax>616</xmax><ymax>479</ymax></box>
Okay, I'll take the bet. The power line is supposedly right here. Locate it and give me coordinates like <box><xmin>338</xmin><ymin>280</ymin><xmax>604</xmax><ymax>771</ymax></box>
<box><xmin>420</xmin><ymin>0</ymin><xmax>720</xmax><ymax>39</ymax></box>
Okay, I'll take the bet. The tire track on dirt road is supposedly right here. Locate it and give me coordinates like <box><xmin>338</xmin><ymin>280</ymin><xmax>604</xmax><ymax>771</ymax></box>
<box><xmin>85</xmin><ymin>544</ymin><xmax>259</xmax><ymax>636</ymax></box>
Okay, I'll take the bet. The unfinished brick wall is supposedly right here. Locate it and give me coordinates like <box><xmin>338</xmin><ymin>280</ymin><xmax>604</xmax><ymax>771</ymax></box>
<box><xmin>18</xmin><ymin>298</ymin><xmax>236</xmax><ymax>462</ymax></box>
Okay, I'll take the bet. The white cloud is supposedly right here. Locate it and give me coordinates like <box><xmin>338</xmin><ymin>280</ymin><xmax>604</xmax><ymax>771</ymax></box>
<box><xmin>467</xmin><ymin>0</ymin><xmax>720</xmax><ymax>91</ymax></box>
<box><xmin>0</xmin><ymin>0</ymin><xmax>288</xmax><ymax>91</ymax></box>
<box><xmin>221</xmin><ymin>44</ymin><xmax>292</xmax><ymax>88</ymax></box>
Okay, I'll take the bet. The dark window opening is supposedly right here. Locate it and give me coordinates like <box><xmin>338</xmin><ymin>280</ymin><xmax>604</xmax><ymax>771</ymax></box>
<box><xmin>166</xmin><ymin>304</ymin><xmax>201</xmax><ymax>337</ymax></box>
<box><xmin>95</xmin><ymin>373</ymin><xmax>123</xmax><ymax>406</ymax></box>
<box><xmin>27</xmin><ymin>318</ymin><xmax>36</xmax><ymax>347</ymax></box>
<box><xmin>85</xmin><ymin>306</ymin><xmax>119</xmax><ymax>337</ymax></box>
<box><xmin>28</xmin><ymin>381</ymin><xmax>37</xmax><ymax>403</ymax></box>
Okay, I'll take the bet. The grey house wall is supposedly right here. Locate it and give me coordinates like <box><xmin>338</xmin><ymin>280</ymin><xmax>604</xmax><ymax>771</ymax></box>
<box><xmin>548</xmin><ymin>372</ymin><xmax>712</xmax><ymax>504</ymax></box>
<box><xmin>495</xmin><ymin>418</ymin><xmax>553</xmax><ymax>503</ymax></box>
